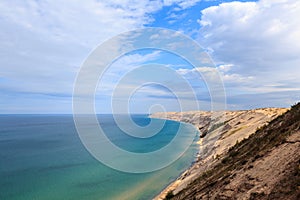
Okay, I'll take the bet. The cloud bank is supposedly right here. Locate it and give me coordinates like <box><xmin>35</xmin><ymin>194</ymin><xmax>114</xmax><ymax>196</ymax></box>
<box><xmin>198</xmin><ymin>0</ymin><xmax>300</xmax><ymax>108</ymax></box>
<box><xmin>1</xmin><ymin>0</ymin><xmax>299</xmax><ymax>113</ymax></box>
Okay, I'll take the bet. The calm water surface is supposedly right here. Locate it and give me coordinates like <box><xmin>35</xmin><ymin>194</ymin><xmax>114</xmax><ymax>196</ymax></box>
<box><xmin>0</xmin><ymin>115</ymin><xmax>198</xmax><ymax>200</ymax></box>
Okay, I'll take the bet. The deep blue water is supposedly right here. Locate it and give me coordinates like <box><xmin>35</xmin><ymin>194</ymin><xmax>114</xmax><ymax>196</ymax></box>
<box><xmin>0</xmin><ymin>115</ymin><xmax>199</xmax><ymax>200</ymax></box>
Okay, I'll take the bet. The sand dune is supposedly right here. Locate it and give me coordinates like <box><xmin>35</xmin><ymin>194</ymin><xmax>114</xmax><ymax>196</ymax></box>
<box><xmin>151</xmin><ymin>108</ymin><xmax>288</xmax><ymax>200</ymax></box>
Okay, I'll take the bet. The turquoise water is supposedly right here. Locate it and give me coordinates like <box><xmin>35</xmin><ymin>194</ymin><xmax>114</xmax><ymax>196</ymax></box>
<box><xmin>0</xmin><ymin>115</ymin><xmax>199</xmax><ymax>200</ymax></box>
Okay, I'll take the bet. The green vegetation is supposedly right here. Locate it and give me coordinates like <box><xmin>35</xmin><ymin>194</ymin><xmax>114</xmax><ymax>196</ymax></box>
<box><xmin>165</xmin><ymin>190</ymin><xmax>174</xmax><ymax>200</ymax></box>
<box><xmin>227</xmin><ymin>126</ymin><xmax>246</xmax><ymax>136</ymax></box>
<box><xmin>208</xmin><ymin>122</ymin><xmax>224</xmax><ymax>133</ymax></box>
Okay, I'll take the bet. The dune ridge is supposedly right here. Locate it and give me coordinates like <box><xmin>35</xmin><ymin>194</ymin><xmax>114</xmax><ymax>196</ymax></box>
<box><xmin>151</xmin><ymin>108</ymin><xmax>289</xmax><ymax>200</ymax></box>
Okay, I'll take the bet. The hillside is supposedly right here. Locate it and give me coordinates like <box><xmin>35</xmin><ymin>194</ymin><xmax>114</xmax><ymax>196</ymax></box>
<box><xmin>164</xmin><ymin>103</ymin><xmax>300</xmax><ymax>200</ymax></box>
<box><xmin>152</xmin><ymin>108</ymin><xmax>288</xmax><ymax>200</ymax></box>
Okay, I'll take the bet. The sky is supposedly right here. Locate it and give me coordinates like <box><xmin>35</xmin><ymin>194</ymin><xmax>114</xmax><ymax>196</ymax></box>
<box><xmin>1</xmin><ymin>0</ymin><xmax>300</xmax><ymax>114</ymax></box>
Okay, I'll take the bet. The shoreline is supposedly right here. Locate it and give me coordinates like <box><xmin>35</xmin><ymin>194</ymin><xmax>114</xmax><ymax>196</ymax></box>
<box><xmin>153</xmin><ymin>132</ymin><xmax>204</xmax><ymax>200</ymax></box>
<box><xmin>148</xmin><ymin>117</ymin><xmax>202</xmax><ymax>200</ymax></box>
<box><xmin>151</xmin><ymin>114</ymin><xmax>212</xmax><ymax>200</ymax></box>
<box><xmin>151</xmin><ymin>108</ymin><xmax>289</xmax><ymax>200</ymax></box>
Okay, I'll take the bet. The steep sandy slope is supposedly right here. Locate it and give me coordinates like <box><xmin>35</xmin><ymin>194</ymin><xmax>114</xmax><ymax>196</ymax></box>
<box><xmin>151</xmin><ymin>108</ymin><xmax>288</xmax><ymax>200</ymax></box>
<box><xmin>168</xmin><ymin>104</ymin><xmax>300</xmax><ymax>200</ymax></box>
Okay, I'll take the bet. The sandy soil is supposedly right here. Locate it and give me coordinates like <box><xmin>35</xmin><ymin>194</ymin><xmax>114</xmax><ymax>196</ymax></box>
<box><xmin>151</xmin><ymin>108</ymin><xmax>288</xmax><ymax>200</ymax></box>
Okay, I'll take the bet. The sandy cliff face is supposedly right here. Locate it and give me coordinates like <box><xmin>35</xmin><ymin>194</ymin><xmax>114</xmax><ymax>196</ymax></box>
<box><xmin>151</xmin><ymin>108</ymin><xmax>288</xmax><ymax>160</ymax></box>
<box><xmin>151</xmin><ymin>108</ymin><xmax>289</xmax><ymax>200</ymax></box>
<box><xmin>153</xmin><ymin>104</ymin><xmax>300</xmax><ymax>200</ymax></box>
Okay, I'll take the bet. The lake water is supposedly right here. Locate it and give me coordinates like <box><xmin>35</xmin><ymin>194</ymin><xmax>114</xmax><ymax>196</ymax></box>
<box><xmin>0</xmin><ymin>115</ymin><xmax>199</xmax><ymax>200</ymax></box>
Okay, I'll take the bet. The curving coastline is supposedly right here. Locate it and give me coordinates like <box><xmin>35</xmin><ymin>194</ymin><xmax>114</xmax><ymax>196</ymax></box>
<box><xmin>151</xmin><ymin>108</ymin><xmax>288</xmax><ymax>200</ymax></box>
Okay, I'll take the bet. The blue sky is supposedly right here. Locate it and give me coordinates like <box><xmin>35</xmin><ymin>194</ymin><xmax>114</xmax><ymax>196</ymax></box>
<box><xmin>1</xmin><ymin>0</ymin><xmax>300</xmax><ymax>113</ymax></box>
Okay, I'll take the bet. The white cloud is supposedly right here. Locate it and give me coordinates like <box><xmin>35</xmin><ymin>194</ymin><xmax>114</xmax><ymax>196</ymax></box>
<box><xmin>198</xmin><ymin>0</ymin><xmax>300</xmax><ymax>106</ymax></box>
<box><xmin>98</xmin><ymin>51</ymin><xmax>162</xmax><ymax>90</ymax></box>
<box><xmin>0</xmin><ymin>0</ymin><xmax>164</xmax><ymax>47</ymax></box>
<box><xmin>3</xmin><ymin>0</ymin><xmax>299</xmax><ymax>112</ymax></box>
<box><xmin>164</xmin><ymin>0</ymin><xmax>202</xmax><ymax>9</ymax></box>
<box><xmin>0</xmin><ymin>1</ymin><xmax>168</xmax><ymax>113</ymax></box>
<box><xmin>0</xmin><ymin>0</ymin><xmax>214</xmax><ymax>113</ymax></box>
<box><xmin>165</xmin><ymin>12</ymin><xmax>188</xmax><ymax>24</ymax></box>
<box><xmin>199</xmin><ymin>0</ymin><xmax>300</xmax><ymax>72</ymax></box>
<box><xmin>218</xmin><ymin>64</ymin><xmax>233</xmax><ymax>72</ymax></box>
<box><xmin>177</xmin><ymin>65</ymin><xmax>254</xmax><ymax>86</ymax></box>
